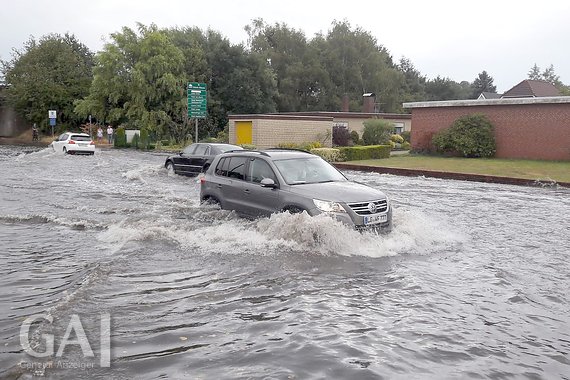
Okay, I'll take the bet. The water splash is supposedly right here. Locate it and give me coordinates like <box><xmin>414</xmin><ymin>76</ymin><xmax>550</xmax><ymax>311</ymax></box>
<box><xmin>122</xmin><ymin>164</ymin><xmax>164</xmax><ymax>183</ymax></box>
<box><xmin>95</xmin><ymin>207</ymin><xmax>466</xmax><ymax>258</ymax></box>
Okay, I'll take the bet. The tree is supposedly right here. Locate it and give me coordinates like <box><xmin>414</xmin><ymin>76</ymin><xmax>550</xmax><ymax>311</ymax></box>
<box><xmin>541</xmin><ymin>64</ymin><xmax>562</xmax><ymax>86</ymax></box>
<box><xmin>528</xmin><ymin>64</ymin><xmax>541</xmax><ymax>80</ymax></box>
<box><xmin>1</xmin><ymin>33</ymin><xmax>94</xmax><ymax>132</ymax></box>
<box><xmin>425</xmin><ymin>76</ymin><xmax>470</xmax><ymax>101</ymax></box>
<box><xmin>397</xmin><ymin>57</ymin><xmax>426</xmax><ymax>104</ymax></box>
<box><xmin>75</xmin><ymin>24</ymin><xmax>186</xmax><ymax>140</ymax></box>
<box><xmin>471</xmin><ymin>71</ymin><xmax>497</xmax><ymax>98</ymax></box>
<box><xmin>527</xmin><ymin>63</ymin><xmax>569</xmax><ymax>95</ymax></box>
<box><xmin>202</xmin><ymin>30</ymin><xmax>278</xmax><ymax>139</ymax></box>
<box><xmin>318</xmin><ymin>21</ymin><xmax>404</xmax><ymax>112</ymax></box>
<box><xmin>245</xmin><ymin>19</ymin><xmax>331</xmax><ymax>112</ymax></box>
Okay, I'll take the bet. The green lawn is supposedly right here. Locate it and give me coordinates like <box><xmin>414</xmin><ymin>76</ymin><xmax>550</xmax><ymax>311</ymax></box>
<box><xmin>349</xmin><ymin>155</ymin><xmax>570</xmax><ymax>183</ymax></box>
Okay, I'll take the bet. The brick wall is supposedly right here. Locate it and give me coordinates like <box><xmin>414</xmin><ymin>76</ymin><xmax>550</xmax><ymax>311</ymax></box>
<box><xmin>411</xmin><ymin>103</ymin><xmax>570</xmax><ymax>160</ymax></box>
<box><xmin>229</xmin><ymin>116</ymin><xmax>333</xmax><ymax>148</ymax></box>
<box><xmin>255</xmin><ymin>119</ymin><xmax>332</xmax><ymax>148</ymax></box>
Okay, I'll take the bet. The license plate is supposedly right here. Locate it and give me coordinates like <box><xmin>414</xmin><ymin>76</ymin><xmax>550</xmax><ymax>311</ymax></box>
<box><xmin>78</xmin><ymin>143</ymin><xmax>87</xmax><ymax>147</ymax></box>
<box><xmin>364</xmin><ymin>213</ymin><xmax>388</xmax><ymax>225</ymax></box>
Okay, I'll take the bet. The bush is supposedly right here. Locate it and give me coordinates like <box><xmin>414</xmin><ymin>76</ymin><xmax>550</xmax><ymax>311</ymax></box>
<box><xmin>362</xmin><ymin>119</ymin><xmax>394</xmax><ymax>145</ymax></box>
<box><xmin>332</xmin><ymin>126</ymin><xmax>351</xmax><ymax>146</ymax></box>
<box><xmin>339</xmin><ymin>145</ymin><xmax>391</xmax><ymax>161</ymax></box>
<box><xmin>240</xmin><ymin>144</ymin><xmax>257</xmax><ymax>150</ymax></box>
<box><xmin>216</xmin><ymin>129</ymin><xmax>229</xmax><ymax>143</ymax></box>
<box><xmin>114</xmin><ymin>127</ymin><xmax>127</xmax><ymax>147</ymax></box>
<box><xmin>276</xmin><ymin>141</ymin><xmax>322</xmax><ymax>151</ymax></box>
<box><xmin>432</xmin><ymin>113</ymin><xmax>496</xmax><ymax>158</ymax></box>
<box><xmin>277</xmin><ymin>142</ymin><xmax>298</xmax><ymax>149</ymax></box>
<box><xmin>161</xmin><ymin>140</ymin><xmax>170</xmax><ymax>146</ymax></box>
<box><xmin>140</xmin><ymin>128</ymin><xmax>149</xmax><ymax>150</ymax></box>
<box><xmin>302</xmin><ymin>141</ymin><xmax>321</xmax><ymax>151</ymax></box>
<box><xmin>350</xmin><ymin>130</ymin><xmax>360</xmax><ymax>145</ymax></box>
<box><xmin>401</xmin><ymin>131</ymin><xmax>411</xmax><ymax>143</ymax></box>
<box><xmin>131</xmin><ymin>133</ymin><xmax>140</xmax><ymax>149</ymax></box>
<box><xmin>390</xmin><ymin>134</ymin><xmax>404</xmax><ymax>144</ymax></box>
<box><xmin>402</xmin><ymin>141</ymin><xmax>411</xmax><ymax>150</ymax></box>
<box><xmin>310</xmin><ymin>148</ymin><xmax>343</xmax><ymax>162</ymax></box>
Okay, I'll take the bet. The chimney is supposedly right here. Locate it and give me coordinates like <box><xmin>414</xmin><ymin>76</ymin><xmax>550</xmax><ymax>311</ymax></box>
<box><xmin>341</xmin><ymin>94</ymin><xmax>349</xmax><ymax>112</ymax></box>
<box><xmin>363</xmin><ymin>93</ymin><xmax>376</xmax><ymax>113</ymax></box>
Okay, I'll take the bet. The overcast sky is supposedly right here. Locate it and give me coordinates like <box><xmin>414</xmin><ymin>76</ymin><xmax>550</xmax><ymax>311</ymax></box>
<box><xmin>1</xmin><ymin>0</ymin><xmax>568</xmax><ymax>93</ymax></box>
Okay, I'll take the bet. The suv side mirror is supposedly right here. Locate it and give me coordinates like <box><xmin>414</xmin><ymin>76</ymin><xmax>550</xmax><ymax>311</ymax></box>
<box><xmin>260</xmin><ymin>178</ymin><xmax>277</xmax><ymax>188</ymax></box>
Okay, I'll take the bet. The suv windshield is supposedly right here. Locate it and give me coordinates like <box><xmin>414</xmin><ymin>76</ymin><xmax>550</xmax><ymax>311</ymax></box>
<box><xmin>273</xmin><ymin>157</ymin><xmax>347</xmax><ymax>185</ymax></box>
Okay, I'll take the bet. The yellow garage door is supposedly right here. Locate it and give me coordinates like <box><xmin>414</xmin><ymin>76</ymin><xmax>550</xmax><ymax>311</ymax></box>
<box><xmin>235</xmin><ymin>121</ymin><xmax>252</xmax><ymax>145</ymax></box>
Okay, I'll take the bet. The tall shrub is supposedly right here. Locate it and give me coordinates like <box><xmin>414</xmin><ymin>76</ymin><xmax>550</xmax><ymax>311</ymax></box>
<box><xmin>140</xmin><ymin>128</ymin><xmax>149</xmax><ymax>149</ymax></box>
<box><xmin>362</xmin><ymin>119</ymin><xmax>394</xmax><ymax>145</ymax></box>
<box><xmin>114</xmin><ymin>127</ymin><xmax>127</xmax><ymax>147</ymax></box>
<box><xmin>350</xmin><ymin>130</ymin><xmax>360</xmax><ymax>145</ymax></box>
<box><xmin>333</xmin><ymin>126</ymin><xmax>351</xmax><ymax>146</ymax></box>
<box><xmin>131</xmin><ymin>132</ymin><xmax>140</xmax><ymax>149</ymax></box>
<box><xmin>432</xmin><ymin>113</ymin><xmax>496</xmax><ymax>158</ymax></box>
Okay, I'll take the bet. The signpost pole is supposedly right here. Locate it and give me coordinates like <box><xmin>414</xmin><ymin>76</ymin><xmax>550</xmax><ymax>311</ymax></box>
<box><xmin>185</xmin><ymin>98</ymin><xmax>188</xmax><ymax>144</ymax></box>
<box><xmin>195</xmin><ymin>118</ymin><xmax>198</xmax><ymax>144</ymax></box>
<box><xmin>48</xmin><ymin>110</ymin><xmax>57</xmax><ymax>138</ymax></box>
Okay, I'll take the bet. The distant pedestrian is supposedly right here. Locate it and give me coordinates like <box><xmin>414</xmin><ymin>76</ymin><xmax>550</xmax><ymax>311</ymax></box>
<box><xmin>97</xmin><ymin>127</ymin><xmax>103</xmax><ymax>144</ymax></box>
<box><xmin>32</xmin><ymin>123</ymin><xmax>39</xmax><ymax>141</ymax></box>
<box><xmin>106</xmin><ymin>125</ymin><xmax>113</xmax><ymax>144</ymax></box>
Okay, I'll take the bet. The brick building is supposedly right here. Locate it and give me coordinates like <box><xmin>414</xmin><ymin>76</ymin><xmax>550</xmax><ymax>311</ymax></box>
<box><xmin>228</xmin><ymin>112</ymin><xmax>412</xmax><ymax>149</ymax></box>
<box><xmin>403</xmin><ymin>97</ymin><xmax>570</xmax><ymax>161</ymax></box>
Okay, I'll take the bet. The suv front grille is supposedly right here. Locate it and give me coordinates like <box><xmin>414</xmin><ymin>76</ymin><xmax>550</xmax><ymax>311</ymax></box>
<box><xmin>347</xmin><ymin>199</ymin><xmax>388</xmax><ymax>215</ymax></box>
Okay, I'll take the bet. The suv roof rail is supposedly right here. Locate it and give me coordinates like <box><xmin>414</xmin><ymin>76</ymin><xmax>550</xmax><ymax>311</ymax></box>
<box><xmin>264</xmin><ymin>148</ymin><xmax>312</xmax><ymax>154</ymax></box>
<box><xmin>223</xmin><ymin>149</ymin><xmax>270</xmax><ymax>157</ymax></box>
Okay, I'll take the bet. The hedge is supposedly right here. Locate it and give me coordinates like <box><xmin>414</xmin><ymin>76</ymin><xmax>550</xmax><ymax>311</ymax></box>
<box><xmin>339</xmin><ymin>145</ymin><xmax>391</xmax><ymax>161</ymax></box>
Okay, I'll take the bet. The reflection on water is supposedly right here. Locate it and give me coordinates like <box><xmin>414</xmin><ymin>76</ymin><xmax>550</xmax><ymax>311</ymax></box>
<box><xmin>0</xmin><ymin>145</ymin><xmax>569</xmax><ymax>379</ymax></box>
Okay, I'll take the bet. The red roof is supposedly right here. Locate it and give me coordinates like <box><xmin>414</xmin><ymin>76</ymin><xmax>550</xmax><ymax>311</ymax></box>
<box><xmin>502</xmin><ymin>80</ymin><xmax>560</xmax><ymax>98</ymax></box>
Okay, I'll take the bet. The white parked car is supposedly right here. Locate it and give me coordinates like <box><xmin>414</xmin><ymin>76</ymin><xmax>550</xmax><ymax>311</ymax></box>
<box><xmin>51</xmin><ymin>132</ymin><xmax>95</xmax><ymax>155</ymax></box>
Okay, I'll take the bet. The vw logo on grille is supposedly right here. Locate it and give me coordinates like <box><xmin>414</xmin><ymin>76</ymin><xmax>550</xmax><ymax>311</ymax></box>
<box><xmin>367</xmin><ymin>202</ymin><xmax>377</xmax><ymax>213</ymax></box>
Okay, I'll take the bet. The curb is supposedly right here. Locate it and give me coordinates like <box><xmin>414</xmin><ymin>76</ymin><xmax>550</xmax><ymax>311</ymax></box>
<box><xmin>333</xmin><ymin>163</ymin><xmax>570</xmax><ymax>188</ymax></box>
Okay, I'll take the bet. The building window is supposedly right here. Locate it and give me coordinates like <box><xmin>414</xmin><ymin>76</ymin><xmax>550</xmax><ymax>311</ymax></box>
<box><xmin>393</xmin><ymin>122</ymin><xmax>404</xmax><ymax>134</ymax></box>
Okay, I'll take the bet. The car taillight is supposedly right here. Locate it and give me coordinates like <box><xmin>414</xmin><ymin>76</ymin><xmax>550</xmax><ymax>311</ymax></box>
<box><xmin>200</xmin><ymin>177</ymin><xmax>206</xmax><ymax>184</ymax></box>
<box><xmin>69</xmin><ymin>140</ymin><xmax>76</xmax><ymax>144</ymax></box>
<box><xmin>90</xmin><ymin>141</ymin><xmax>95</xmax><ymax>145</ymax></box>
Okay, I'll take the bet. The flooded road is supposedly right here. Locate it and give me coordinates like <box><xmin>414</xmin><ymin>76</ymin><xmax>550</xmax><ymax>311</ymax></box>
<box><xmin>1</xmin><ymin>145</ymin><xmax>569</xmax><ymax>379</ymax></box>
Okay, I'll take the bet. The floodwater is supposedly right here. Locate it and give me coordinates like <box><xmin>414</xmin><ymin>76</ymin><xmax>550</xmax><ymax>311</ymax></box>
<box><xmin>0</xmin><ymin>145</ymin><xmax>569</xmax><ymax>379</ymax></box>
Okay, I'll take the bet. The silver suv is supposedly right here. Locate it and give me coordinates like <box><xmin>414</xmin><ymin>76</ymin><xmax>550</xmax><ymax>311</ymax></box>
<box><xmin>200</xmin><ymin>149</ymin><xmax>392</xmax><ymax>230</ymax></box>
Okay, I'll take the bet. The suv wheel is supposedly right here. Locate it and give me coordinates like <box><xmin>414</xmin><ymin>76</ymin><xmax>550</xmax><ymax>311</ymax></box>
<box><xmin>202</xmin><ymin>196</ymin><xmax>221</xmax><ymax>209</ymax></box>
<box><xmin>165</xmin><ymin>161</ymin><xmax>175</xmax><ymax>174</ymax></box>
<box><xmin>284</xmin><ymin>206</ymin><xmax>304</xmax><ymax>214</ymax></box>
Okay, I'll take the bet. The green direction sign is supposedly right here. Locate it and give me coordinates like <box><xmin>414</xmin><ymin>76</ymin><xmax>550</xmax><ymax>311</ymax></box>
<box><xmin>187</xmin><ymin>82</ymin><xmax>207</xmax><ymax>118</ymax></box>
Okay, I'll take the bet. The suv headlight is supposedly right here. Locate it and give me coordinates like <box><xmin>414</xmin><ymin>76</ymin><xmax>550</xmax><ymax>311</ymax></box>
<box><xmin>313</xmin><ymin>199</ymin><xmax>346</xmax><ymax>213</ymax></box>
